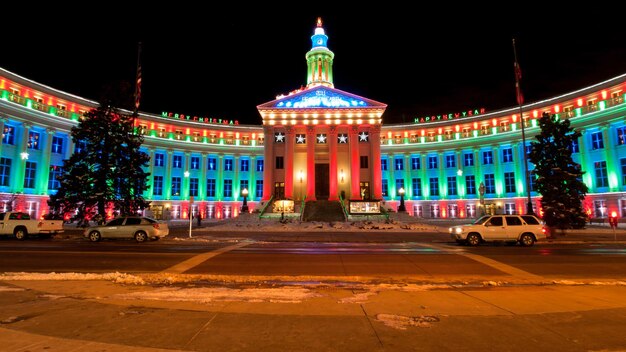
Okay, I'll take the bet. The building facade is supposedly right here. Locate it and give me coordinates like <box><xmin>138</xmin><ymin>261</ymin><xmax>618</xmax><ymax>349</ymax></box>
<box><xmin>1</xmin><ymin>19</ymin><xmax>626</xmax><ymax>221</ymax></box>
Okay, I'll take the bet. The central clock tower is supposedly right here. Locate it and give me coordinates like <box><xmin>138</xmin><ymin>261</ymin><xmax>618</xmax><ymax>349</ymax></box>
<box><xmin>306</xmin><ymin>18</ymin><xmax>334</xmax><ymax>88</ymax></box>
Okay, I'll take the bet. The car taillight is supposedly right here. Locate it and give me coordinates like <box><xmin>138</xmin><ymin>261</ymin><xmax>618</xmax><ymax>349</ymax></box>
<box><xmin>153</xmin><ymin>224</ymin><xmax>160</xmax><ymax>229</ymax></box>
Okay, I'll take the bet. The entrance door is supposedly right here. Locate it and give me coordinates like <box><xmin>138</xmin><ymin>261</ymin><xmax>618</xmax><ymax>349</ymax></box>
<box><xmin>274</xmin><ymin>182</ymin><xmax>285</xmax><ymax>199</ymax></box>
<box><xmin>315</xmin><ymin>163</ymin><xmax>329</xmax><ymax>200</ymax></box>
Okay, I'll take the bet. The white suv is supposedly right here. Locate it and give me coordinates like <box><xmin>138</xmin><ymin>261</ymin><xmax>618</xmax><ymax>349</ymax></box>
<box><xmin>449</xmin><ymin>215</ymin><xmax>546</xmax><ymax>246</ymax></box>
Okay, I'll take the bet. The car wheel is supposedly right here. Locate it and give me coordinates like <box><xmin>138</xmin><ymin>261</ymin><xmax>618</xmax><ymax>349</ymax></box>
<box><xmin>519</xmin><ymin>233</ymin><xmax>535</xmax><ymax>247</ymax></box>
<box><xmin>466</xmin><ymin>233</ymin><xmax>481</xmax><ymax>246</ymax></box>
<box><xmin>14</xmin><ymin>228</ymin><xmax>28</xmax><ymax>241</ymax></box>
<box><xmin>135</xmin><ymin>231</ymin><xmax>147</xmax><ymax>243</ymax></box>
<box><xmin>88</xmin><ymin>231</ymin><xmax>101</xmax><ymax>242</ymax></box>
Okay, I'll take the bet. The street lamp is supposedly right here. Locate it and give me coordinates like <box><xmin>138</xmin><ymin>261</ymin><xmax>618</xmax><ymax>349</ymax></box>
<box><xmin>397</xmin><ymin>187</ymin><xmax>406</xmax><ymax>212</ymax></box>
<box><xmin>241</xmin><ymin>188</ymin><xmax>249</xmax><ymax>213</ymax></box>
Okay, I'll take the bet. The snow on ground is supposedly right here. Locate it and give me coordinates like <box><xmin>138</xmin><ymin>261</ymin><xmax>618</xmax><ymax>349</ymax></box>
<box><xmin>112</xmin><ymin>286</ymin><xmax>323</xmax><ymax>303</ymax></box>
<box><xmin>376</xmin><ymin>314</ymin><xmax>440</xmax><ymax>330</ymax></box>
<box><xmin>0</xmin><ymin>286</ymin><xmax>25</xmax><ymax>292</ymax></box>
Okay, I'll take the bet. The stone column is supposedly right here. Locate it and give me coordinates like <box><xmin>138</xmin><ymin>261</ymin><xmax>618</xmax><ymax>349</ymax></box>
<box><xmin>370</xmin><ymin>125</ymin><xmax>382</xmax><ymax>199</ymax></box>
<box><xmin>328</xmin><ymin>126</ymin><xmax>338</xmax><ymax>200</ymax></box>
<box><xmin>262</xmin><ymin>126</ymin><xmax>274</xmax><ymax>201</ymax></box>
<box><xmin>306</xmin><ymin>125</ymin><xmax>316</xmax><ymax>200</ymax></box>
<box><xmin>284</xmin><ymin>126</ymin><xmax>294</xmax><ymax>199</ymax></box>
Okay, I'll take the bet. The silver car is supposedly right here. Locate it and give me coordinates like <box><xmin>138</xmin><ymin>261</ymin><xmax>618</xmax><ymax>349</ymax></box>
<box><xmin>83</xmin><ymin>216</ymin><xmax>169</xmax><ymax>242</ymax></box>
<box><xmin>449</xmin><ymin>215</ymin><xmax>546</xmax><ymax>246</ymax></box>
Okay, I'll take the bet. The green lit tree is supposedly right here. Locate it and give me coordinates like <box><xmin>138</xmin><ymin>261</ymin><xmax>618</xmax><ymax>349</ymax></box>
<box><xmin>528</xmin><ymin>112</ymin><xmax>588</xmax><ymax>230</ymax></box>
<box><xmin>48</xmin><ymin>91</ymin><xmax>150</xmax><ymax>222</ymax></box>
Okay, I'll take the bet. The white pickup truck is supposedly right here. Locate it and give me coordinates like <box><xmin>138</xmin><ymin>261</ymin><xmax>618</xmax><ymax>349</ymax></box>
<box><xmin>0</xmin><ymin>212</ymin><xmax>65</xmax><ymax>240</ymax></box>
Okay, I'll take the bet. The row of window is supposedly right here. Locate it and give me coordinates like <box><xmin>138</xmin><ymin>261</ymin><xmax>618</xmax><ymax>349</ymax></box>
<box><xmin>153</xmin><ymin>154</ymin><xmax>264</xmax><ymax>172</ymax></box>
<box><xmin>2</xmin><ymin>126</ymin><xmax>66</xmax><ymax>153</ymax></box>
<box><xmin>151</xmin><ymin>176</ymin><xmax>263</xmax><ymax>199</ymax></box>
<box><xmin>381</xmin><ymin>172</ymin><xmax>534</xmax><ymax>198</ymax></box>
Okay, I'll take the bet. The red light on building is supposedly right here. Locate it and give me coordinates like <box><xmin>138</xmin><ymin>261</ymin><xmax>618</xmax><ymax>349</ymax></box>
<box><xmin>512</xmin><ymin>114</ymin><xmax>517</xmax><ymax>122</ymax></box>
<box><xmin>473</xmin><ymin>122</ymin><xmax>478</xmax><ymax>129</ymax></box>
<box><xmin>455</xmin><ymin>125</ymin><xmax>460</xmax><ymax>132</ymax></box>
<box><xmin>387</xmin><ymin>131</ymin><xmax>392</xmax><ymax>138</ymax></box>
<box><xmin>492</xmin><ymin>118</ymin><xmax>497</xmax><ymax>127</ymax></box>
<box><xmin>404</xmin><ymin>131</ymin><xmax>408</xmax><ymax>137</ymax></box>
<box><xmin>611</xmin><ymin>211</ymin><xmax>618</xmax><ymax>218</ymax></box>
<box><xmin>602</xmin><ymin>90</ymin><xmax>607</xmax><ymax>99</ymax></box>
<box><xmin>577</xmin><ymin>98</ymin><xmax>583</xmax><ymax>107</ymax></box>
<box><xmin>420</xmin><ymin>129</ymin><xmax>425</xmax><ymax>136</ymax></box>
<box><xmin>554</xmin><ymin>105</ymin><xmax>560</xmax><ymax>113</ymax></box>
<box><xmin>438</xmin><ymin>128</ymin><xmax>442</xmax><ymax>134</ymax></box>
<box><xmin>533</xmin><ymin>110</ymin><xmax>538</xmax><ymax>118</ymax></box>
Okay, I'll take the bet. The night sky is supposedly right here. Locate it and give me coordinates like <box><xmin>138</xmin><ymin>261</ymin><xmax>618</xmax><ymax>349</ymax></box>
<box><xmin>2</xmin><ymin>8</ymin><xmax>626</xmax><ymax>125</ymax></box>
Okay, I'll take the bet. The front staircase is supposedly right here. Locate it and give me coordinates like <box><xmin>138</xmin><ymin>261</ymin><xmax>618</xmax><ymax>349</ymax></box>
<box><xmin>302</xmin><ymin>200</ymin><xmax>345</xmax><ymax>222</ymax></box>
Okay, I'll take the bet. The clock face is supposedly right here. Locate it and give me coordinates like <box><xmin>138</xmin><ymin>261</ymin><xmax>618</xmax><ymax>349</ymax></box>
<box><xmin>317</xmin><ymin>39</ymin><xmax>323</xmax><ymax>45</ymax></box>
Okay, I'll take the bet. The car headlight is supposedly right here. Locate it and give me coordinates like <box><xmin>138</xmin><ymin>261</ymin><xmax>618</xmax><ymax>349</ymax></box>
<box><xmin>454</xmin><ymin>227</ymin><xmax>463</xmax><ymax>234</ymax></box>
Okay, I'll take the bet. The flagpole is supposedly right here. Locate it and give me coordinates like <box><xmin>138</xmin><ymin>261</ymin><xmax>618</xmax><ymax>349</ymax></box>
<box><xmin>513</xmin><ymin>38</ymin><xmax>534</xmax><ymax>215</ymax></box>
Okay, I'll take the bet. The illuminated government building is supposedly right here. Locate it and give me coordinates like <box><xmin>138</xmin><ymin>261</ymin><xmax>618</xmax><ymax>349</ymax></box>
<box><xmin>1</xmin><ymin>18</ymin><xmax>626</xmax><ymax>221</ymax></box>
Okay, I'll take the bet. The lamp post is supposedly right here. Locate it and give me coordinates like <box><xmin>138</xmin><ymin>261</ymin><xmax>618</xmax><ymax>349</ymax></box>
<box><xmin>397</xmin><ymin>187</ymin><xmax>406</xmax><ymax>212</ymax></box>
<box><xmin>184</xmin><ymin>170</ymin><xmax>192</xmax><ymax>238</ymax></box>
<box><xmin>241</xmin><ymin>188</ymin><xmax>249</xmax><ymax>213</ymax></box>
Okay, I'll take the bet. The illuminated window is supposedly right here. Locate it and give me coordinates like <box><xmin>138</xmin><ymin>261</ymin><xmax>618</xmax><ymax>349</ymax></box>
<box><xmin>395</xmin><ymin>158</ymin><xmax>404</xmax><ymax>170</ymax></box>
<box><xmin>447</xmin><ymin>176</ymin><xmax>457</xmax><ymax>196</ymax></box>
<box><xmin>429</xmin><ymin>177</ymin><xmax>439</xmax><ymax>196</ymax></box>
<box><xmin>224</xmin><ymin>179</ymin><xmax>232</xmax><ymax>198</ymax></box>
<box><xmin>153</xmin><ymin>176</ymin><xmax>163</xmax><ymax>196</ymax></box>
<box><xmin>206</xmin><ymin>179</ymin><xmax>216</xmax><ymax>197</ymax></box>
<box><xmin>480</xmin><ymin>125</ymin><xmax>489</xmax><ymax>135</ymax></box>
<box><xmin>504</xmin><ymin>172</ymin><xmax>516</xmax><ymax>193</ymax></box>
<box><xmin>502</xmin><ymin>148</ymin><xmax>513</xmax><ymax>163</ymax></box>
<box><xmin>190</xmin><ymin>178</ymin><xmax>198</xmax><ymax>197</ymax></box>
<box><xmin>482</xmin><ymin>151</ymin><xmax>493</xmax><ymax>165</ymax></box>
<box><xmin>464</xmin><ymin>152</ymin><xmax>474</xmax><ymax>167</ymax></box>
<box><xmin>208</xmin><ymin>157</ymin><xmax>217</xmax><ymax>171</ymax></box>
<box><xmin>190</xmin><ymin>156</ymin><xmax>200</xmax><ymax>170</ymax></box>
<box><xmin>591</xmin><ymin>132</ymin><xmax>604</xmax><ymax>150</ymax></box>
<box><xmin>445</xmin><ymin>154</ymin><xmax>455</xmax><ymax>168</ymax></box>
<box><xmin>173</xmin><ymin>155</ymin><xmax>183</xmax><ymax>168</ymax></box>
<box><xmin>570</xmin><ymin>138</ymin><xmax>580</xmax><ymax>153</ymax></box>
<box><xmin>430</xmin><ymin>204</ymin><xmax>440</xmax><ymax>218</ymax></box>
<box><xmin>484</xmin><ymin>174</ymin><xmax>495</xmax><ymax>194</ymax></box>
<box><xmin>617</xmin><ymin>126</ymin><xmax>626</xmax><ymax>145</ymax></box>
<box><xmin>174</xmin><ymin>130</ymin><xmax>183</xmax><ymax>140</ymax></box>
<box><xmin>255</xmin><ymin>180</ymin><xmax>263</xmax><ymax>198</ymax></box>
<box><xmin>412</xmin><ymin>178</ymin><xmax>422</xmax><ymax>197</ymax></box>
<box><xmin>24</xmin><ymin>161</ymin><xmax>36</xmax><ymax>189</ymax></box>
<box><xmin>466</xmin><ymin>175</ymin><xmax>476</xmax><ymax>194</ymax></box>
<box><xmin>594</xmin><ymin>161</ymin><xmax>608</xmax><ymax>188</ymax></box>
<box><xmin>621</xmin><ymin>158</ymin><xmax>626</xmax><ymax>186</ymax></box>
<box><xmin>28</xmin><ymin>131</ymin><xmax>40</xmax><ymax>150</ymax></box>
<box><xmin>382</xmin><ymin>179</ymin><xmax>388</xmax><ymax>197</ymax></box>
<box><xmin>2</xmin><ymin>125</ymin><xmax>15</xmax><ymax>145</ymax></box>
<box><xmin>48</xmin><ymin>165</ymin><xmax>63</xmax><ymax>190</ymax></box>
<box><xmin>171</xmin><ymin>177</ymin><xmax>181</xmax><ymax>196</ymax></box>
<box><xmin>395</xmin><ymin>178</ymin><xmax>404</xmax><ymax>191</ymax></box>
<box><xmin>428</xmin><ymin>155</ymin><xmax>438</xmax><ymax>169</ymax></box>
<box><xmin>462</xmin><ymin>127</ymin><xmax>471</xmax><ymax>137</ymax></box>
<box><xmin>158</xmin><ymin>128</ymin><xmax>166</xmax><ymax>137</ymax></box>
<box><xmin>448</xmin><ymin>204</ymin><xmax>458</xmax><ymax>218</ymax></box>
<box><xmin>500</xmin><ymin>121</ymin><xmax>509</xmax><ymax>132</ymax></box>
<box><xmin>56</xmin><ymin>103</ymin><xmax>66</xmax><ymax>110</ymax></box>
<box><xmin>0</xmin><ymin>157</ymin><xmax>12</xmax><ymax>186</ymax></box>
<box><xmin>154</xmin><ymin>153</ymin><xmax>164</xmax><ymax>167</ymax></box>
<box><xmin>51</xmin><ymin>136</ymin><xmax>63</xmax><ymax>154</ymax></box>
<box><xmin>256</xmin><ymin>159</ymin><xmax>264</xmax><ymax>172</ymax></box>
<box><xmin>224</xmin><ymin>158</ymin><xmax>233</xmax><ymax>171</ymax></box>
<box><xmin>381</xmin><ymin>159</ymin><xmax>388</xmax><ymax>171</ymax></box>
<box><xmin>594</xmin><ymin>200</ymin><xmax>607</xmax><ymax>218</ymax></box>
<box><xmin>411</xmin><ymin>156</ymin><xmax>420</xmax><ymax>170</ymax></box>
<box><xmin>241</xmin><ymin>159</ymin><xmax>249</xmax><ymax>172</ymax></box>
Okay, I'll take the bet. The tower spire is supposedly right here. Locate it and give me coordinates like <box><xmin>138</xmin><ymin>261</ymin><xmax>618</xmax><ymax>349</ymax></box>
<box><xmin>306</xmin><ymin>17</ymin><xmax>334</xmax><ymax>88</ymax></box>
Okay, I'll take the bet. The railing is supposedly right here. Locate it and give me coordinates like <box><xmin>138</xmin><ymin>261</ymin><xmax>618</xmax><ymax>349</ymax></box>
<box><xmin>338</xmin><ymin>194</ymin><xmax>349</xmax><ymax>221</ymax></box>
<box><xmin>299</xmin><ymin>196</ymin><xmax>306</xmax><ymax>221</ymax></box>
<box><xmin>258</xmin><ymin>194</ymin><xmax>274</xmax><ymax>219</ymax></box>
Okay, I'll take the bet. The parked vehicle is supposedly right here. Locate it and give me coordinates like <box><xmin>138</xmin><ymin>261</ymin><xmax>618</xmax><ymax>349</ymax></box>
<box><xmin>0</xmin><ymin>212</ymin><xmax>65</xmax><ymax>240</ymax></box>
<box><xmin>449</xmin><ymin>215</ymin><xmax>546</xmax><ymax>246</ymax></box>
<box><xmin>83</xmin><ymin>216</ymin><xmax>169</xmax><ymax>242</ymax></box>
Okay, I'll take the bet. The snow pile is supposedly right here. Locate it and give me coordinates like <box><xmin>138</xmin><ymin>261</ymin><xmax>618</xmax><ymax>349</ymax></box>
<box><xmin>0</xmin><ymin>272</ymin><xmax>145</xmax><ymax>285</ymax></box>
<box><xmin>376</xmin><ymin>314</ymin><xmax>440</xmax><ymax>330</ymax></box>
<box><xmin>113</xmin><ymin>286</ymin><xmax>323</xmax><ymax>303</ymax></box>
<box><xmin>0</xmin><ymin>285</ymin><xmax>25</xmax><ymax>292</ymax></box>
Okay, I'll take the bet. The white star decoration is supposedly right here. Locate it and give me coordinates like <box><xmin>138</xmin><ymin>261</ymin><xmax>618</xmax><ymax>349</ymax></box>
<box><xmin>359</xmin><ymin>131</ymin><xmax>369</xmax><ymax>142</ymax></box>
<box><xmin>275</xmin><ymin>132</ymin><xmax>285</xmax><ymax>143</ymax></box>
<box><xmin>296</xmin><ymin>134</ymin><xmax>306</xmax><ymax>144</ymax></box>
<box><xmin>317</xmin><ymin>134</ymin><xmax>327</xmax><ymax>143</ymax></box>
<box><xmin>338</xmin><ymin>134</ymin><xmax>348</xmax><ymax>143</ymax></box>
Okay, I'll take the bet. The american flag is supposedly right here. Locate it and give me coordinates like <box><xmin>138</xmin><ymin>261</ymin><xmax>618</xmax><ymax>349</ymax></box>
<box><xmin>134</xmin><ymin>43</ymin><xmax>142</xmax><ymax>111</ymax></box>
<box><xmin>514</xmin><ymin>61</ymin><xmax>523</xmax><ymax>105</ymax></box>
